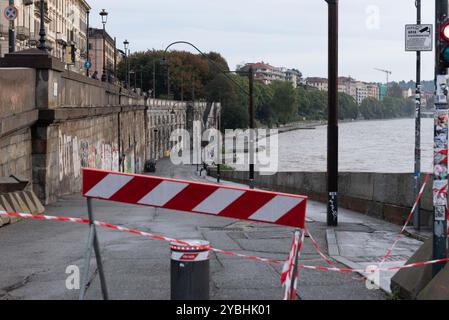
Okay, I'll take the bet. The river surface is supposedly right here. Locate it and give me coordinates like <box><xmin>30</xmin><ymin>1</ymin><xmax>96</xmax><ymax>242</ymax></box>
<box><xmin>275</xmin><ymin>118</ymin><xmax>434</xmax><ymax>173</ymax></box>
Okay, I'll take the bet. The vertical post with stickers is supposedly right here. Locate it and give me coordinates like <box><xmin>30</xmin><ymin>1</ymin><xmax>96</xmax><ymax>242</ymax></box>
<box><xmin>433</xmin><ymin>76</ymin><xmax>448</xmax><ymax>276</ymax></box>
<box><xmin>433</xmin><ymin>1</ymin><xmax>449</xmax><ymax>276</ymax></box>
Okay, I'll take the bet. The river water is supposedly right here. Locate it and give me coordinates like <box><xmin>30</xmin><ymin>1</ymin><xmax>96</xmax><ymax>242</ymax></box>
<box><xmin>276</xmin><ymin>118</ymin><xmax>434</xmax><ymax>173</ymax></box>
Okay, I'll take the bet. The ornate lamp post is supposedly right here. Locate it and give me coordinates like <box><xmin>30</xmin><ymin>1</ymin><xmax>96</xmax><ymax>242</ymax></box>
<box><xmin>99</xmin><ymin>9</ymin><xmax>108</xmax><ymax>82</ymax></box>
<box><xmin>37</xmin><ymin>0</ymin><xmax>48</xmax><ymax>52</ymax></box>
<box><xmin>123</xmin><ymin>39</ymin><xmax>129</xmax><ymax>88</ymax></box>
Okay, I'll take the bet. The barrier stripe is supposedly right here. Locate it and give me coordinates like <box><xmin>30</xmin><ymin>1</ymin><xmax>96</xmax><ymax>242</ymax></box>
<box><xmin>2</xmin><ymin>211</ymin><xmax>448</xmax><ymax>274</ymax></box>
<box><xmin>82</xmin><ymin>169</ymin><xmax>308</xmax><ymax>229</ymax></box>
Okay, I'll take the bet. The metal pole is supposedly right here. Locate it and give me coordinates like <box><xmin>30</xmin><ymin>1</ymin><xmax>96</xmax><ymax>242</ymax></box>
<box><xmin>80</xmin><ymin>198</ymin><xmax>109</xmax><ymax>300</ymax></box>
<box><xmin>86</xmin><ymin>10</ymin><xmax>90</xmax><ymax>77</ymax></box>
<box><xmin>414</xmin><ymin>0</ymin><xmax>422</xmax><ymax>231</ymax></box>
<box><xmin>114</xmin><ymin>37</ymin><xmax>117</xmax><ymax>81</ymax></box>
<box><xmin>326</xmin><ymin>0</ymin><xmax>339</xmax><ymax>227</ymax></box>
<box><xmin>433</xmin><ymin>0</ymin><xmax>448</xmax><ymax>277</ymax></box>
<box><xmin>37</xmin><ymin>0</ymin><xmax>47</xmax><ymax>52</ymax></box>
<box><xmin>153</xmin><ymin>59</ymin><xmax>156</xmax><ymax>98</ymax></box>
<box><xmin>101</xmin><ymin>22</ymin><xmax>106</xmax><ymax>81</ymax></box>
<box><xmin>8</xmin><ymin>0</ymin><xmax>15</xmax><ymax>53</ymax></box>
<box><xmin>248</xmin><ymin>66</ymin><xmax>255</xmax><ymax>189</ymax></box>
<box><xmin>125</xmin><ymin>51</ymin><xmax>128</xmax><ymax>88</ymax></box>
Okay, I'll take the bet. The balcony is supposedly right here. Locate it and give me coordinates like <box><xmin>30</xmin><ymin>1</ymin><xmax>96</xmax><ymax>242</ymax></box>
<box><xmin>56</xmin><ymin>32</ymin><xmax>67</xmax><ymax>46</ymax></box>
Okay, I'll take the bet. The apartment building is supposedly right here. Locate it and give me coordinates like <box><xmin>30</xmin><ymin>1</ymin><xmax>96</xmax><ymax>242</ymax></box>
<box><xmin>0</xmin><ymin>0</ymin><xmax>90</xmax><ymax>74</ymax></box>
<box><xmin>88</xmin><ymin>27</ymin><xmax>116</xmax><ymax>79</ymax></box>
<box><xmin>305</xmin><ymin>77</ymin><xmax>328</xmax><ymax>91</ymax></box>
<box><xmin>237</xmin><ymin>62</ymin><xmax>302</xmax><ymax>87</ymax></box>
<box><xmin>307</xmin><ymin>76</ymin><xmax>380</xmax><ymax>105</ymax></box>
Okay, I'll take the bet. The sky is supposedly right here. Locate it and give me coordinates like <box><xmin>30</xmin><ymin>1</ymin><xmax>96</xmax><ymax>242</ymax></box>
<box><xmin>88</xmin><ymin>0</ymin><xmax>436</xmax><ymax>83</ymax></box>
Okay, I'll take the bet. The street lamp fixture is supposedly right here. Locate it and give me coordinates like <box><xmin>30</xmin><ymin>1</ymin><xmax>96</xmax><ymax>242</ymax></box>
<box><xmin>100</xmin><ymin>9</ymin><xmax>108</xmax><ymax>82</ymax></box>
<box><xmin>123</xmin><ymin>39</ymin><xmax>129</xmax><ymax>88</ymax></box>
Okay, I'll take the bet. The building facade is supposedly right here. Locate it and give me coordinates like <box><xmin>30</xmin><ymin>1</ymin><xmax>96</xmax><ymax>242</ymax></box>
<box><xmin>237</xmin><ymin>62</ymin><xmax>302</xmax><ymax>87</ymax></box>
<box><xmin>307</xmin><ymin>76</ymin><xmax>381</xmax><ymax>105</ymax></box>
<box><xmin>0</xmin><ymin>0</ymin><xmax>90</xmax><ymax>74</ymax></box>
<box><xmin>88</xmin><ymin>27</ymin><xmax>116</xmax><ymax>79</ymax></box>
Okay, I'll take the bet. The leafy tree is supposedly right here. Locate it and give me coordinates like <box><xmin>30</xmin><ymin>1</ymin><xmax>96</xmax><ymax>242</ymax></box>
<box><xmin>270</xmin><ymin>81</ymin><xmax>297</xmax><ymax>125</ymax></box>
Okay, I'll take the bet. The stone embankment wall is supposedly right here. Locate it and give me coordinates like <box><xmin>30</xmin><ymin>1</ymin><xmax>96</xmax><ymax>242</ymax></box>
<box><xmin>210</xmin><ymin>170</ymin><xmax>433</xmax><ymax>227</ymax></box>
<box><xmin>0</xmin><ymin>50</ymin><xmax>220</xmax><ymax>204</ymax></box>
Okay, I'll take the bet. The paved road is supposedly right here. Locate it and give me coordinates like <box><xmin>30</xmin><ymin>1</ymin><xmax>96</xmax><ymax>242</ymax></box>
<box><xmin>0</xmin><ymin>159</ymin><xmax>388</xmax><ymax>300</ymax></box>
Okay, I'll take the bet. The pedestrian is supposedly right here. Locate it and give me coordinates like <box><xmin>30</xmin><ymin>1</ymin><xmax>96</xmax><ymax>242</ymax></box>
<box><xmin>91</xmin><ymin>71</ymin><xmax>98</xmax><ymax>80</ymax></box>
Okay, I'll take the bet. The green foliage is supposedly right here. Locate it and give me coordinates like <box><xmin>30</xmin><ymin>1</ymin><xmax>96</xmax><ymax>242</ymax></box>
<box><xmin>118</xmin><ymin>50</ymin><xmax>412</xmax><ymax>129</ymax></box>
<box><xmin>360</xmin><ymin>96</ymin><xmax>413</xmax><ymax>120</ymax></box>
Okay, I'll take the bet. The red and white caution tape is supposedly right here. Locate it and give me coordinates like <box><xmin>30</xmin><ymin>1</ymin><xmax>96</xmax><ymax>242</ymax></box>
<box><xmin>281</xmin><ymin>230</ymin><xmax>304</xmax><ymax>300</ymax></box>
<box><xmin>305</xmin><ymin>226</ymin><xmax>335</xmax><ymax>267</ymax></box>
<box><xmin>379</xmin><ymin>173</ymin><xmax>430</xmax><ymax>266</ymax></box>
<box><xmin>1</xmin><ymin>211</ymin><xmax>448</xmax><ymax>275</ymax></box>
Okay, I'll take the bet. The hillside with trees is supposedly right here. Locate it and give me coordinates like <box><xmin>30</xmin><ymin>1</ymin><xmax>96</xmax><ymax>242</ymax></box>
<box><xmin>118</xmin><ymin>50</ymin><xmax>414</xmax><ymax>129</ymax></box>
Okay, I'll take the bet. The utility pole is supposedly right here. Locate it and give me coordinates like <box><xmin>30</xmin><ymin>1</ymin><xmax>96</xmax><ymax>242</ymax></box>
<box><xmin>414</xmin><ymin>0</ymin><xmax>422</xmax><ymax>231</ymax></box>
<box><xmin>248</xmin><ymin>66</ymin><xmax>255</xmax><ymax>189</ymax></box>
<box><xmin>433</xmin><ymin>0</ymin><xmax>449</xmax><ymax>277</ymax></box>
<box><xmin>326</xmin><ymin>0</ymin><xmax>339</xmax><ymax>226</ymax></box>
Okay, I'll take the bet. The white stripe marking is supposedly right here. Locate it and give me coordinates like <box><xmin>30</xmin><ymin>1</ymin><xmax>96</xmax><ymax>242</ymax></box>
<box><xmin>138</xmin><ymin>181</ymin><xmax>188</xmax><ymax>207</ymax></box>
<box><xmin>249</xmin><ymin>196</ymin><xmax>303</xmax><ymax>223</ymax></box>
<box><xmin>85</xmin><ymin>174</ymin><xmax>134</xmax><ymax>198</ymax></box>
<box><xmin>193</xmin><ymin>188</ymin><xmax>245</xmax><ymax>215</ymax></box>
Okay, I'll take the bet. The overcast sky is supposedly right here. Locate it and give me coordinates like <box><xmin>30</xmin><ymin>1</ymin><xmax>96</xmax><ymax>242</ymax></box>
<box><xmin>88</xmin><ymin>0</ymin><xmax>436</xmax><ymax>83</ymax></box>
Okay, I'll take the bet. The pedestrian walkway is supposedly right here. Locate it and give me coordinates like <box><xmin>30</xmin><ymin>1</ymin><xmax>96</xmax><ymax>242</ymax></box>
<box><xmin>0</xmin><ymin>159</ymin><xmax>390</xmax><ymax>300</ymax></box>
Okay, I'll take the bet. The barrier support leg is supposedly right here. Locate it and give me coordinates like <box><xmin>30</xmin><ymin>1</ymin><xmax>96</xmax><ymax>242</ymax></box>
<box><xmin>79</xmin><ymin>198</ymin><xmax>109</xmax><ymax>300</ymax></box>
<box><xmin>289</xmin><ymin>229</ymin><xmax>302</xmax><ymax>301</ymax></box>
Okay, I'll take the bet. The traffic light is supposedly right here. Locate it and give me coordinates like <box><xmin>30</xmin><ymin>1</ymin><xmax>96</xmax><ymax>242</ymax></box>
<box><xmin>440</xmin><ymin>19</ymin><xmax>449</xmax><ymax>69</ymax></box>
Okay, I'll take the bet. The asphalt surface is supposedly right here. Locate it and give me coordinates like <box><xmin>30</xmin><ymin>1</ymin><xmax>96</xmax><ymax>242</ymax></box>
<box><xmin>0</xmin><ymin>159</ymin><xmax>387</xmax><ymax>300</ymax></box>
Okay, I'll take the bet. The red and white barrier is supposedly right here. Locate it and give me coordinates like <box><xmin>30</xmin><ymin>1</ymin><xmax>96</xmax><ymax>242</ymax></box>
<box><xmin>82</xmin><ymin>169</ymin><xmax>308</xmax><ymax>229</ymax></box>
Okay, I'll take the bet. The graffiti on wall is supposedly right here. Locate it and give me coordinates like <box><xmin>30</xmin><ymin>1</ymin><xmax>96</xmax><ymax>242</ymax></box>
<box><xmin>59</xmin><ymin>130</ymin><xmax>119</xmax><ymax>181</ymax></box>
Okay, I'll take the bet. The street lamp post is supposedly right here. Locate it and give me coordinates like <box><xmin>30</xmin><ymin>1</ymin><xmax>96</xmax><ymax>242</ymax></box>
<box><xmin>99</xmin><ymin>9</ymin><xmax>108</xmax><ymax>82</ymax></box>
<box><xmin>123</xmin><ymin>40</ymin><xmax>129</xmax><ymax>88</ymax></box>
<box><xmin>326</xmin><ymin>0</ymin><xmax>339</xmax><ymax>227</ymax></box>
<box><xmin>86</xmin><ymin>10</ymin><xmax>90</xmax><ymax>77</ymax></box>
<box><xmin>37</xmin><ymin>0</ymin><xmax>47</xmax><ymax>52</ymax></box>
<box><xmin>414</xmin><ymin>0</ymin><xmax>422</xmax><ymax>231</ymax></box>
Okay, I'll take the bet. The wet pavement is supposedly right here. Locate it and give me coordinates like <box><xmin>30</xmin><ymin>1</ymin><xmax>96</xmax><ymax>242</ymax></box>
<box><xmin>0</xmin><ymin>159</ymin><xmax>393</xmax><ymax>300</ymax></box>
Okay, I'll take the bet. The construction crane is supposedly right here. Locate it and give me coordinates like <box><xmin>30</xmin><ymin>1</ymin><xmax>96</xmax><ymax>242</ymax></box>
<box><xmin>374</xmin><ymin>68</ymin><xmax>392</xmax><ymax>85</ymax></box>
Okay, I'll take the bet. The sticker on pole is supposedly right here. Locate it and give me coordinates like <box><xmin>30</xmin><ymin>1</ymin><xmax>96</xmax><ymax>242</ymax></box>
<box><xmin>405</xmin><ymin>24</ymin><xmax>433</xmax><ymax>51</ymax></box>
<box><xmin>3</xmin><ymin>5</ymin><xmax>18</xmax><ymax>21</ymax></box>
<box><xmin>82</xmin><ymin>168</ymin><xmax>308</xmax><ymax>229</ymax></box>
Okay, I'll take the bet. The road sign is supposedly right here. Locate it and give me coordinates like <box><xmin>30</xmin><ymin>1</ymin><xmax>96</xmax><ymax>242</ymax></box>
<box><xmin>84</xmin><ymin>60</ymin><xmax>92</xmax><ymax>69</ymax></box>
<box><xmin>405</xmin><ymin>24</ymin><xmax>433</xmax><ymax>51</ymax></box>
<box><xmin>3</xmin><ymin>5</ymin><xmax>18</xmax><ymax>21</ymax></box>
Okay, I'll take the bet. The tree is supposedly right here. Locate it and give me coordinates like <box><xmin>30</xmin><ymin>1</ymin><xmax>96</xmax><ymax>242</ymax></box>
<box><xmin>360</xmin><ymin>97</ymin><xmax>383</xmax><ymax>119</ymax></box>
<box><xmin>387</xmin><ymin>83</ymin><xmax>403</xmax><ymax>99</ymax></box>
<box><xmin>270</xmin><ymin>81</ymin><xmax>297</xmax><ymax>125</ymax></box>
<box><xmin>338</xmin><ymin>93</ymin><xmax>358</xmax><ymax>120</ymax></box>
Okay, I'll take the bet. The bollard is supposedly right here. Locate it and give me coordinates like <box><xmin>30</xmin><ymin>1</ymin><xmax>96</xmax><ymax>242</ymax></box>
<box><xmin>170</xmin><ymin>240</ymin><xmax>210</xmax><ymax>300</ymax></box>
